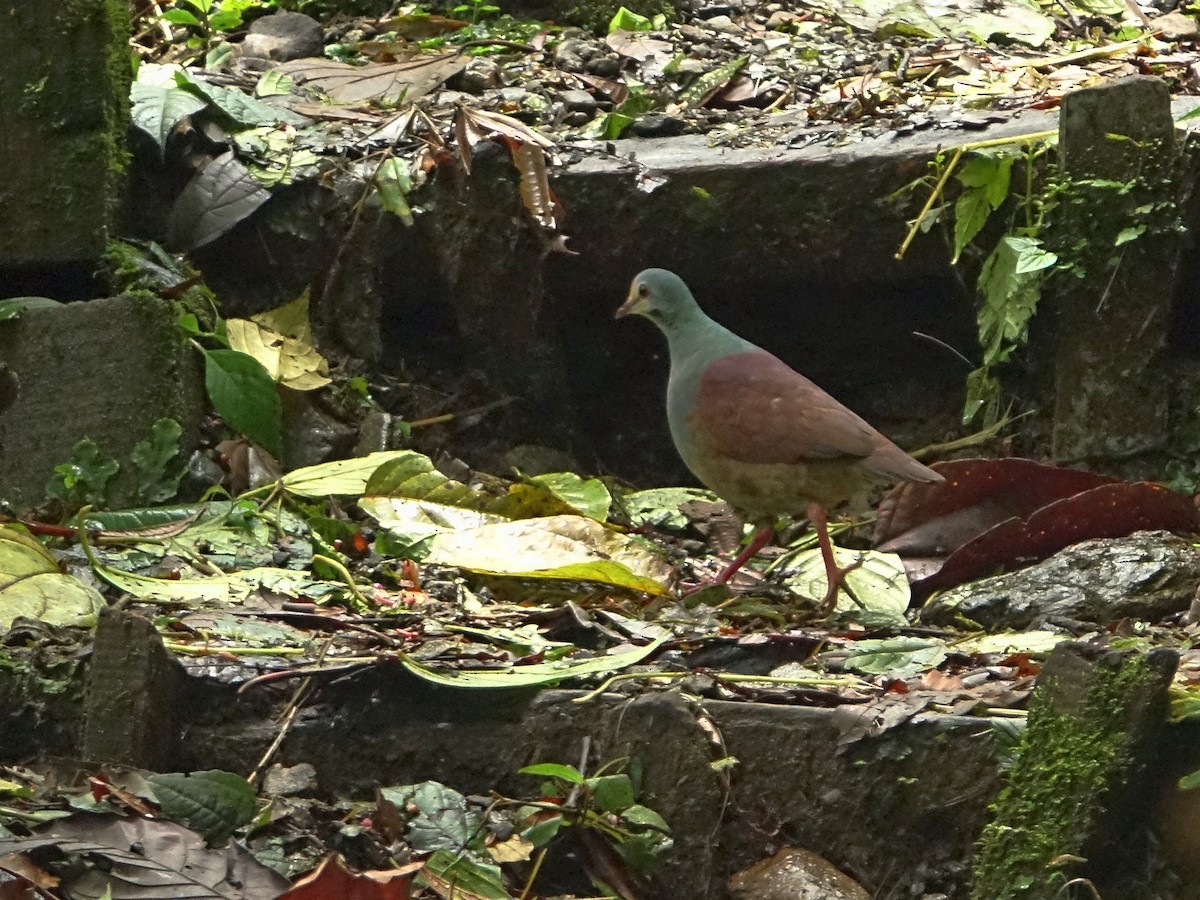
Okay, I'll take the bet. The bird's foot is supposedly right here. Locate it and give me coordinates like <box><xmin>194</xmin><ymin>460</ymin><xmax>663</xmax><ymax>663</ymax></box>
<box><xmin>818</xmin><ymin>555</ymin><xmax>866</xmax><ymax>614</ymax></box>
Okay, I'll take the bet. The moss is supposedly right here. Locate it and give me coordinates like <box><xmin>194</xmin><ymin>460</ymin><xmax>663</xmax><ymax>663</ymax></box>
<box><xmin>971</xmin><ymin>653</ymin><xmax>1161</xmax><ymax>899</ymax></box>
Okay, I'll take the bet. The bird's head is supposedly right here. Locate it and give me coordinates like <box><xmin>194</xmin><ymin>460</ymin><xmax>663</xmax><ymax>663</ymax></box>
<box><xmin>615</xmin><ymin>268</ymin><xmax>697</xmax><ymax>327</ymax></box>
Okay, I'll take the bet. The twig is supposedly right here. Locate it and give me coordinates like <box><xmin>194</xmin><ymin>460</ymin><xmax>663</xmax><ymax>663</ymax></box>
<box><xmin>248</xmin><ymin>635</ymin><xmax>335</xmax><ymax>788</ymax></box>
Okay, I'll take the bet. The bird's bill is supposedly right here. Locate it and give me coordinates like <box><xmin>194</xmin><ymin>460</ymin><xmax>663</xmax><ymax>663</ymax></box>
<box><xmin>614</xmin><ymin>286</ymin><xmax>643</xmax><ymax>319</ymax></box>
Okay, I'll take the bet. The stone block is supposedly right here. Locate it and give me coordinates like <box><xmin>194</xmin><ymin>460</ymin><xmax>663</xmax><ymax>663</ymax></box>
<box><xmin>0</xmin><ymin>1</ymin><xmax>130</xmax><ymax>270</ymax></box>
<box><xmin>0</xmin><ymin>294</ymin><xmax>205</xmax><ymax>512</ymax></box>
<box><xmin>1041</xmin><ymin>77</ymin><xmax>1189</xmax><ymax>461</ymax></box>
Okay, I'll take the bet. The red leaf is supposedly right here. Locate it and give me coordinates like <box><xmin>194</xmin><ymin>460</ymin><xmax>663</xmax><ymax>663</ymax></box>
<box><xmin>278</xmin><ymin>855</ymin><xmax>417</xmax><ymax>900</ymax></box>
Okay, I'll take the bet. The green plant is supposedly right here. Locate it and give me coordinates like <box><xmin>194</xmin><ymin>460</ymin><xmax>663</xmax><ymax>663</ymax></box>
<box><xmin>44</xmin><ymin>418</ymin><xmax>186</xmax><ymax>511</ymax></box>
<box><xmin>896</xmin><ymin>130</ymin><xmax>1059</xmax><ymax>426</ymax></box>
<box><xmin>513</xmin><ymin>759</ymin><xmax>672</xmax><ymax>892</ymax></box>
<box><xmin>452</xmin><ymin>0</ymin><xmax>500</xmax><ymax>24</ymax></box>
<box><xmin>46</xmin><ymin>440</ymin><xmax>120</xmax><ymax>509</ymax></box>
<box><xmin>159</xmin><ymin>0</ymin><xmax>274</xmax><ymax>56</ymax></box>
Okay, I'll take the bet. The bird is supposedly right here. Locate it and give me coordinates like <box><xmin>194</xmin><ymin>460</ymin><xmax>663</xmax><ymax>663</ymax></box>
<box><xmin>616</xmin><ymin>268</ymin><xmax>944</xmax><ymax>611</ymax></box>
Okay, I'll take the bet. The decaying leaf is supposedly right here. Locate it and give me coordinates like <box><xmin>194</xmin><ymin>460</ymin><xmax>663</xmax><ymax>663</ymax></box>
<box><xmin>227</xmin><ymin>294</ymin><xmax>332</xmax><ymax>390</ymax></box>
<box><xmin>169</xmin><ymin>151</ymin><xmax>272</xmax><ymax>250</ymax></box>
<box><xmin>273</xmin><ymin>54</ymin><xmax>466</xmax><ymax>104</ymax></box>
<box><xmin>782</xmin><ymin>547</ymin><xmax>910</xmax><ymax>626</ymax></box>
<box><xmin>0</xmin><ymin>526</ymin><xmax>105</xmax><ymax>631</ymax></box>
<box><xmin>508</xmin><ymin>139</ymin><xmax>557</xmax><ymax>229</ymax></box>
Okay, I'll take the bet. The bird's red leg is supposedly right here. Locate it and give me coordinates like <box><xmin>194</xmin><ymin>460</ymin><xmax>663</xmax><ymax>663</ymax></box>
<box><xmin>713</xmin><ymin>524</ymin><xmax>774</xmax><ymax>585</ymax></box>
<box><xmin>806</xmin><ymin>502</ymin><xmax>864</xmax><ymax>612</ymax></box>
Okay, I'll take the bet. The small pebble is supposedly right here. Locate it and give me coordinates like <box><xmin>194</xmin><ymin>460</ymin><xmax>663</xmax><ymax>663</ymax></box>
<box><xmin>630</xmin><ymin>113</ymin><xmax>687</xmax><ymax>137</ymax></box>
<box><xmin>586</xmin><ymin>56</ymin><xmax>621</xmax><ymax>76</ymax></box>
<box><xmin>557</xmin><ymin>89</ymin><xmax>598</xmax><ymax>114</ymax></box>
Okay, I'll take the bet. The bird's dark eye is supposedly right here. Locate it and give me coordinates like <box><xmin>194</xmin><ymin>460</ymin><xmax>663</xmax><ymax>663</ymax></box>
<box><xmin>638</xmin><ymin>285</ymin><xmax>650</xmax><ymax>299</ymax></box>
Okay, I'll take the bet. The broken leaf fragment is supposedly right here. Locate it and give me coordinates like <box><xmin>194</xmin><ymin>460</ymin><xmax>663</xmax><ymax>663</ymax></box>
<box><xmin>0</xmin><ymin>526</ymin><xmax>105</xmax><ymax>630</ymax></box>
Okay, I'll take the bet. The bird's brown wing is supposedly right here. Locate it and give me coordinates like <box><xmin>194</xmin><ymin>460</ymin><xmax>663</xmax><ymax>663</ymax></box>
<box><xmin>690</xmin><ymin>349</ymin><xmax>880</xmax><ymax>465</ymax></box>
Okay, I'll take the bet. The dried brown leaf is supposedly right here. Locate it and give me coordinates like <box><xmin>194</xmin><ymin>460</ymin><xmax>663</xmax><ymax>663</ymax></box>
<box><xmin>510</xmin><ymin>140</ymin><xmax>556</xmax><ymax>229</ymax></box>
<box><xmin>274</xmin><ymin>54</ymin><xmax>465</xmax><ymax>104</ymax></box>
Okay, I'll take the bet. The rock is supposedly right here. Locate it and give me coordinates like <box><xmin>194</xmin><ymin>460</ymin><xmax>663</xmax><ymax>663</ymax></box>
<box><xmin>766</xmin><ymin>9</ymin><xmax>805</xmax><ymax>29</ymax></box>
<box><xmin>499</xmin><ymin>87</ymin><xmax>531</xmax><ymax>105</ymax></box>
<box><xmin>1154</xmin><ymin>10</ymin><xmax>1200</xmax><ymax>40</ymax></box>
<box><xmin>280</xmin><ymin>389</ymin><xmax>357</xmax><ymax>469</ymax></box>
<box><xmin>555</xmin><ymin>37</ymin><xmax>598</xmax><ymax>63</ymax></box>
<box><xmin>262</xmin><ymin>762</ymin><xmax>319</xmax><ymax>797</ymax></box>
<box><xmin>240</xmin><ymin>11</ymin><xmax>324</xmax><ymax>62</ymax></box>
<box><xmin>586</xmin><ymin>55</ymin><xmax>622</xmax><ymax>76</ymax></box>
<box><xmin>448</xmin><ymin>58</ymin><xmax>500</xmax><ymax>94</ymax></box>
<box><xmin>0</xmin><ymin>295</ymin><xmax>205</xmax><ymax>512</ymax></box>
<box><xmin>704</xmin><ymin>14</ymin><xmax>744</xmax><ymax>33</ymax></box>
<box><xmin>498</xmin><ymin>443</ymin><xmax>580</xmax><ymax>476</ymax></box>
<box><xmin>919</xmin><ymin>531</ymin><xmax>1200</xmax><ymax>630</ymax></box>
<box><xmin>629</xmin><ymin>113</ymin><xmax>688</xmax><ymax>137</ymax></box>
<box><xmin>697</xmin><ymin>5</ymin><xmax>738</xmax><ymax>17</ymax></box>
<box><xmin>972</xmin><ymin>643</ymin><xmax>1179</xmax><ymax>899</ymax></box>
<box><xmin>730</xmin><ymin>847</ymin><xmax>870</xmax><ymax>900</ymax></box>
<box><xmin>557</xmin><ymin>89</ymin><xmax>598</xmax><ymax>114</ymax></box>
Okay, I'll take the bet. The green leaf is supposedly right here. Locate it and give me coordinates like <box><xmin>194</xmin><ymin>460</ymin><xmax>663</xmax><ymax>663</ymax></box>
<box><xmin>162</xmin><ymin>8</ymin><xmax>200</xmax><ymax>25</ymax></box>
<box><xmin>620</xmin><ymin>486</ymin><xmax>717</xmax><ymax>530</ymax></box>
<box><xmin>420</xmin><ymin>851</ymin><xmax>509</xmax><ymax>900</ymax></box>
<box><xmin>609</xmin><ymin>6</ymin><xmax>654</xmax><ymax>31</ymax></box>
<box><xmin>588</xmin><ymin>774</ymin><xmax>635</xmax><ymax>813</ymax></box>
<box><xmin>781</xmin><ymin>547</ymin><xmax>910</xmax><ymax>626</ymax></box>
<box><xmin>678</xmin><ymin>57</ymin><xmax>746</xmax><ymax>109</ymax></box>
<box><xmin>962</xmin><ymin>365</ymin><xmax>1001</xmax><ymax>426</ymax></box>
<box><xmin>282</xmin><ymin>451</ymin><xmax>413</xmax><ymax>497</ymax></box>
<box><xmin>521</xmin><ymin>814</ymin><xmax>565</xmax><ymax>847</ymax></box>
<box><xmin>379</xmin><ymin>782</ymin><xmax>480</xmax><ymax>853</ymax></box>
<box><xmin>952</xmin><ymin>188</ymin><xmax>993</xmax><ymax>265</ymax></box>
<box><xmin>1179</xmin><ymin>769</ymin><xmax>1200</xmax><ymax>791</ymax></box>
<box><xmin>131</xmin><ymin>79</ymin><xmax>208</xmax><ymax>150</ymax></box>
<box><xmin>519</xmin><ymin>763</ymin><xmax>584</xmax><ymax>784</ymax></box>
<box><xmin>952</xmin><ymin>154</ymin><xmax>1013</xmax><ymax>263</ymax></box>
<box><xmin>424</xmin><ymin>516</ymin><xmax>671</xmax><ymax>594</ymax></box>
<box><xmin>149</xmin><ymin>770</ymin><xmax>256</xmax><ymax>846</ymax></box>
<box><xmin>131</xmin><ymin>418</ymin><xmax>185</xmax><ymax>504</ymax></box>
<box><xmin>202</xmin><ymin>348</ymin><xmax>282</xmax><ymax>458</ymax></box>
<box><xmin>621</xmin><ymin>804</ymin><xmax>670</xmax><ymax>832</ymax></box>
<box><xmin>0</xmin><ymin>526</ymin><xmax>106</xmax><ymax>631</ymax></box>
<box><xmin>842</xmin><ymin>637</ymin><xmax>948</xmax><ymax>676</ymax></box>
<box><xmin>526</xmin><ymin>472</ymin><xmax>612</xmax><ymax>521</ymax></box>
<box><xmin>1115</xmin><ymin>224</ymin><xmax>1145</xmax><ymax>246</ymax></box>
<box><xmin>374</xmin><ymin>158</ymin><xmax>414</xmax><ymax>225</ymax></box>
<box><xmin>976</xmin><ymin>234</ymin><xmax>1056</xmax><ymax>367</ymax></box>
<box><xmin>0</xmin><ymin>297</ymin><xmax>61</xmax><ymax>323</ymax></box>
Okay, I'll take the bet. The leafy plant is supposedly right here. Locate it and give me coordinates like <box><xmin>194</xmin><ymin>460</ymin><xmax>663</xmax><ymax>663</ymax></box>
<box><xmin>896</xmin><ymin>130</ymin><xmax>1059</xmax><ymax>426</ymax></box>
<box><xmin>514</xmin><ymin>758</ymin><xmax>672</xmax><ymax>889</ymax></box>
<box><xmin>159</xmin><ymin>0</ymin><xmax>272</xmax><ymax>53</ymax></box>
<box><xmin>46</xmin><ymin>439</ymin><xmax>121</xmax><ymax>509</ymax></box>
<box><xmin>131</xmin><ymin>418</ymin><xmax>188</xmax><ymax>504</ymax></box>
<box><xmin>44</xmin><ymin>419</ymin><xmax>188</xmax><ymax>512</ymax></box>
<box><xmin>452</xmin><ymin>0</ymin><xmax>500</xmax><ymax>24</ymax></box>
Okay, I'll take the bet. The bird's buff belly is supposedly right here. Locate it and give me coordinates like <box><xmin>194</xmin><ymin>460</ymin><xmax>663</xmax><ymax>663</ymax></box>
<box><xmin>685</xmin><ymin>452</ymin><xmax>873</xmax><ymax>521</ymax></box>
